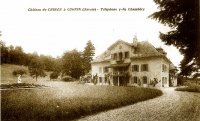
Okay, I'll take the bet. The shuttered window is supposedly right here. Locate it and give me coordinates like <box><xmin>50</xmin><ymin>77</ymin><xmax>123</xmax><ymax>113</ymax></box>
<box><xmin>133</xmin><ymin>76</ymin><xmax>138</xmax><ymax>83</ymax></box>
<box><xmin>132</xmin><ymin>65</ymin><xmax>139</xmax><ymax>72</ymax></box>
<box><xmin>141</xmin><ymin>64</ymin><xmax>148</xmax><ymax>71</ymax></box>
<box><xmin>143</xmin><ymin>76</ymin><xmax>147</xmax><ymax>84</ymax></box>
<box><xmin>125</xmin><ymin>51</ymin><xmax>129</xmax><ymax>58</ymax></box>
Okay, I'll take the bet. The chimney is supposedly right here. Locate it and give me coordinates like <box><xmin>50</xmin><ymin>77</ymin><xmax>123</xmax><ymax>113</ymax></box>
<box><xmin>132</xmin><ymin>34</ymin><xmax>138</xmax><ymax>47</ymax></box>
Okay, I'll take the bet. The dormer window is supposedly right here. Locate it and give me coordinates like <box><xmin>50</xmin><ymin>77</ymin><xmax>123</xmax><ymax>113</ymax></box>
<box><xmin>125</xmin><ymin>51</ymin><xmax>129</xmax><ymax>58</ymax></box>
<box><xmin>119</xmin><ymin>52</ymin><xmax>123</xmax><ymax>60</ymax></box>
<box><xmin>104</xmin><ymin>67</ymin><xmax>109</xmax><ymax>73</ymax></box>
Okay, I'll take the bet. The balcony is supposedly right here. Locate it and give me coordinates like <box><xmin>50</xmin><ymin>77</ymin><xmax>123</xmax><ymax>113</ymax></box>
<box><xmin>116</xmin><ymin>59</ymin><xmax>124</xmax><ymax>64</ymax></box>
<box><xmin>112</xmin><ymin>71</ymin><xmax>130</xmax><ymax>77</ymax></box>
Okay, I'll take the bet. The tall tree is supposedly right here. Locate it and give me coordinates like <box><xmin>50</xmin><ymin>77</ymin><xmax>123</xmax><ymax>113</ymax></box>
<box><xmin>62</xmin><ymin>49</ymin><xmax>84</xmax><ymax>79</ymax></box>
<box><xmin>13</xmin><ymin>46</ymin><xmax>26</xmax><ymax>65</ymax></box>
<box><xmin>149</xmin><ymin>0</ymin><xmax>200</xmax><ymax>77</ymax></box>
<box><xmin>0</xmin><ymin>41</ymin><xmax>9</xmax><ymax>64</ymax></box>
<box><xmin>83</xmin><ymin>40</ymin><xmax>95</xmax><ymax>73</ymax></box>
<box><xmin>28</xmin><ymin>59</ymin><xmax>46</xmax><ymax>81</ymax></box>
<box><xmin>39</xmin><ymin>54</ymin><xmax>56</xmax><ymax>71</ymax></box>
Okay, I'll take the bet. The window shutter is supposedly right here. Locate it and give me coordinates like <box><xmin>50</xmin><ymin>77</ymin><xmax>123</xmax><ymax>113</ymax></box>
<box><xmin>146</xmin><ymin>64</ymin><xmax>148</xmax><ymax>71</ymax></box>
<box><xmin>132</xmin><ymin>65</ymin><xmax>134</xmax><ymax>72</ymax></box>
<box><xmin>135</xmin><ymin>65</ymin><xmax>137</xmax><ymax>71</ymax></box>
<box><xmin>141</xmin><ymin>65</ymin><xmax>143</xmax><ymax>71</ymax></box>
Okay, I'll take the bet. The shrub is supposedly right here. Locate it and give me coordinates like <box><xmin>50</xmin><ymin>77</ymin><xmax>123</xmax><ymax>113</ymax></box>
<box><xmin>12</xmin><ymin>69</ymin><xmax>27</xmax><ymax>76</ymax></box>
<box><xmin>61</xmin><ymin>76</ymin><xmax>74</xmax><ymax>82</ymax></box>
<box><xmin>50</xmin><ymin>72</ymin><xmax>59</xmax><ymax>80</ymax></box>
<box><xmin>150</xmin><ymin>79</ymin><xmax>158</xmax><ymax>87</ymax></box>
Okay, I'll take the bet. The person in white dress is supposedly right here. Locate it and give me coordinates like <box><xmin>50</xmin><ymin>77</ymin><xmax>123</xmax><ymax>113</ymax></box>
<box><xmin>17</xmin><ymin>74</ymin><xmax>22</xmax><ymax>83</ymax></box>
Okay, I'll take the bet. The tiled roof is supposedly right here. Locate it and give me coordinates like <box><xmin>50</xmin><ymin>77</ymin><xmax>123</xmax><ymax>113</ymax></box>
<box><xmin>169</xmin><ymin>63</ymin><xmax>178</xmax><ymax>70</ymax></box>
<box><xmin>135</xmin><ymin>41</ymin><xmax>162</xmax><ymax>57</ymax></box>
<box><xmin>108</xmin><ymin>40</ymin><xmax>132</xmax><ymax>50</ymax></box>
<box><xmin>92</xmin><ymin>50</ymin><xmax>111</xmax><ymax>63</ymax></box>
<box><xmin>92</xmin><ymin>40</ymin><xmax>171</xmax><ymax>63</ymax></box>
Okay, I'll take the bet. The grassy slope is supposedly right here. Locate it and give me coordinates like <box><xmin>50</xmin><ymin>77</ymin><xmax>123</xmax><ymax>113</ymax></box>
<box><xmin>1</xmin><ymin>64</ymin><xmax>51</xmax><ymax>84</ymax></box>
<box><xmin>1</xmin><ymin>83</ymin><xmax>162</xmax><ymax>121</ymax></box>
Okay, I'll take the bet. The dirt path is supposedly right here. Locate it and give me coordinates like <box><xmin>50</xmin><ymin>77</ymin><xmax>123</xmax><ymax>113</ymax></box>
<box><xmin>77</xmin><ymin>88</ymin><xmax>200</xmax><ymax>121</ymax></box>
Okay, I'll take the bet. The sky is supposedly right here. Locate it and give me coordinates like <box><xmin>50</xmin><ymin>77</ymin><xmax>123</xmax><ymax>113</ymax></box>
<box><xmin>0</xmin><ymin>0</ymin><xmax>183</xmax><ymax>67</ymax></box>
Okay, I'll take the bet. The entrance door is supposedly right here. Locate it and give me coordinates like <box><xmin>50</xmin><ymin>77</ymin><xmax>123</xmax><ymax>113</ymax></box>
<box><xmin>113</xmin><ymin>77</ymin><xmax>118</xmax><ymax>86</ymax></box>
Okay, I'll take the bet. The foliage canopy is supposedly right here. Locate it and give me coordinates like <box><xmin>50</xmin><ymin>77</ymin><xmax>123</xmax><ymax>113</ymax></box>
<box><xmin>149</xmin><ymin>0</ymin><xmax>200</xmax><ymax>77</ymax></box>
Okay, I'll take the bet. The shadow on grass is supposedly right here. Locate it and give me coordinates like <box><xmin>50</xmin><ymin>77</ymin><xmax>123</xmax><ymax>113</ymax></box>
<box><xmin>175</xmin><ymin>86</ymin><xmax>200</xmax><ymax>93</ymax></box>
<box><xmin>0</xmin><ymin>83</ymin><xmax>48</xmax><ymax>89</ymax></box>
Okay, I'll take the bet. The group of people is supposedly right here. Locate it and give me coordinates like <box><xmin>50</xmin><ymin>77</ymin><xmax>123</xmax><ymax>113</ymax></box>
<box><xmin>80</xmin><ymin>74</ymin><xmax>98</xmax><ymax>84</ymax></box>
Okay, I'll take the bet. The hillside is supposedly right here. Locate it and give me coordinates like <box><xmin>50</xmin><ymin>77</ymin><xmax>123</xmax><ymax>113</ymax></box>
<box><xmin>1</xmin><ymin>64</ymin><xmax>51</xmax><ymax>84</ymax></box>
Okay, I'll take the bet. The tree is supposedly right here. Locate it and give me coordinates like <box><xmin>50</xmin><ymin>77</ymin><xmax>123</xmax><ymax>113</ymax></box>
<box><xmin>61</xmin><ymin>49</ymin><xmax>84</xmax><ymax>79</ymax></box>
<box><xmin>28</xmin><ymin>59</ymin><xmax>46</xmax><ymax>81</ymax></box>
<box><xmin>39</xmin><ymin>55</ymin><xmax>56</xmax><ymax>71</ymax></box>
<box><xmin>149</xmin><ymin>0</ymin><xmax>200</xmax><ymax>77</ymax></box>
<box><xmin>13</xmin><ymin>46</ymin><xmax>26</xmax><ymax>65</ymax></box>
<box><xmin>12</xmin><ymin>69</ymin><xmax>27</xmax><ymax>76</ymax></box>
<box><xmin>0</xmin><ymin>41</ymin><xmax>9</xmax><ymax>64</ymax></box>
<box><xmin>82</xmin><ymin>40</ymin><xmax>95</xmax><ymax>73</ymax></box>
<box><xmin>50</xmin><ymin>71</ymin><xmax>59</xmax><ymax>80</ymax></box>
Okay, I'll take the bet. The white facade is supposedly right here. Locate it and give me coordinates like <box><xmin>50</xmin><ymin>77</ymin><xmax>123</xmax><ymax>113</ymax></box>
<box><xmin>129</xmin><ymin>58</ymin><xmax>169</xmax><ymax>87</ymax></box>
<box><xmin>91</xmin><ymin>39</ymin><xmax>174</xmax><ymax>87</ymax></box>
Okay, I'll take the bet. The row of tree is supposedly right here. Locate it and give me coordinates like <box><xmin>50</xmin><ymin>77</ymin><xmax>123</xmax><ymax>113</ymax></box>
<box><xmin>1</xmin><ymin>40</ymin><xmax>95</xmax><ymax>80</ymax></box>
<box><xmin>0</xmin><ymin>40</ymin><xmax>59</xmax><ymax>71</ymax></box>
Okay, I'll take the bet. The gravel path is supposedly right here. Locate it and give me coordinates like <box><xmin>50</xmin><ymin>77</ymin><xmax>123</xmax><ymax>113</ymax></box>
<box><xmin>76</xmin><ymin>88</ymin><xmax>200</xmax><ymax>121</ymax></box>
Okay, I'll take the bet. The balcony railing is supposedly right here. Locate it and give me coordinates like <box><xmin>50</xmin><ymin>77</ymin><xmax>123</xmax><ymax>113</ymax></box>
<box><xmin>116</xmin><ymin>59</ymin><xmax>124</xmax><ymax>64</ymax></box>
<box><xmin>112</xmin><ymin>71</ymin><xmax>129</xmax><ymax>77</ymax></box>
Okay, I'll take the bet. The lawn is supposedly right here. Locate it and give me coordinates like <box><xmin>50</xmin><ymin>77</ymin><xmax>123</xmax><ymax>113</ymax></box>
<box><xmin>1</xmin><ymin>82</ymin><xmax>162</xmax><ymax>121</ymax></box>
<box><xmin>175</xmin><ymin>85</ymin><xmax>200</xmax><ymax>93</ymax></box>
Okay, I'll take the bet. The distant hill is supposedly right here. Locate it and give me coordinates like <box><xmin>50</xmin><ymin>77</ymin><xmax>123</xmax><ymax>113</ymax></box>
<box><xmin>1</xmin><ymin>64</ymin><xmax>51</xmax><ymax>84</ymax></box>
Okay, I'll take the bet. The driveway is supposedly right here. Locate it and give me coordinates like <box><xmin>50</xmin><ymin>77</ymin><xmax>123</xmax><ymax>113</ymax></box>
<box><xmin>77</xmin><ymin>88</ymin><xmax>200</xmax><ymax>121</ymax></box>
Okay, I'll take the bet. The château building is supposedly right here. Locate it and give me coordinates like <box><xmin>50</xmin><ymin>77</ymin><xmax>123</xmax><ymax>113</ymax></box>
<box><xmin>91</xmin><ymin>37</ymin><xmax>177</xmax><ymax>87</ymax></box>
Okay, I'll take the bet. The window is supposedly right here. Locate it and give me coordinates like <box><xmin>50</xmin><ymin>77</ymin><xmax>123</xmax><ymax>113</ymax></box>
<box><xmin>162</xmin><ymin>77</ymin><xmax>167</xmax><ymax>84</ymax></box>
<box><xmin>141</xmin><ymin>64</ymin><xmax>148</xmax><ymax>71</ymax></box>
<box><xmin>99</xmin><ymin>77</ymin><xmax>102</xmax><ymax>83</ymax></box>
<box><xmin>105</xmin><ymin>77</ymin><xmax>107</xmax><ymax>83</ymax></box>
<box><xmin>119</xmin><ymin>52</ymin><xmax>123</xmax><ymax>60</ymax></box>
<box><xmin>143</xmin><ymin>76</ymin><xmax>147</xmax><ymax>84</ymax></box>
<box><xmin>104</xmin><ymin>67</ymin><xmax>109</xmax><ymax>73</ymax></box>
<box><xmin>133</xmin><ymin>76</ymin><xmax>138</xmax><ymax>83</ymax></box>
<box><xmin>132</xmin><ymin>65</ymin><xmax>139</xmax><ymax>72</ymax></box>
<box><xmin>125</xmin><ymin>51</ymin><xmax>129</xmax><ymax>58</ymax></box>
<box><xmin>162</xmin><ymin>64</ymin><xmax>167</xmax><ymax>72</ymax></box>
<box><xmin>165</xmin><ymin>77</ymin><xmax>167</xmax><ymax>84</ymax></box>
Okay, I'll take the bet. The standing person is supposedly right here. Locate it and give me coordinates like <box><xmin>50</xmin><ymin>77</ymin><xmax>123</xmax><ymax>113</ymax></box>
<box><xmin>18</xmin><ymin>74</ymin><xmax>22</xmax><ymax>83</ymax></box>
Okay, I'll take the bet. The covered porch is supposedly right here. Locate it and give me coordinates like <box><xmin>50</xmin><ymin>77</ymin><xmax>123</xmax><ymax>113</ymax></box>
<box><xmin>108</xmin><ymin>63</ymin><xmax>130</xmax><ymax>86</ymax></box>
